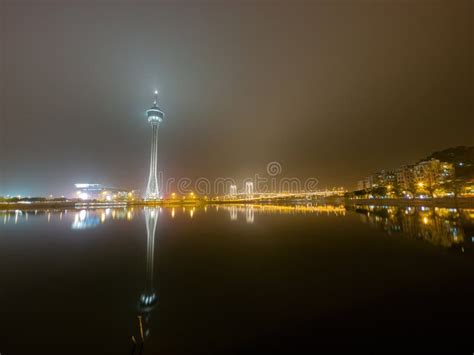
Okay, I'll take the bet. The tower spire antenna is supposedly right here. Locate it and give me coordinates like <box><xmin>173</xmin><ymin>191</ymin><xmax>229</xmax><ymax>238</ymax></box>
<box><xmin>153</xmin><ymin>90</ymin><xmax>158</xmax><ymax>105</ymax></box>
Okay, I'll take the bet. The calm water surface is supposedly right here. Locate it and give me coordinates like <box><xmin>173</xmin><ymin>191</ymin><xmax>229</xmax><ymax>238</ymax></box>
<box><xmin>1</xmin><ymin>204</ymin><xmax>473</xmax><ymax>354</ymax></box>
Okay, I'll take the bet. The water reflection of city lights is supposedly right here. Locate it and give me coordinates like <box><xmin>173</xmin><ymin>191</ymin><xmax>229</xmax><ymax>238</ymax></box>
<box><xmin>221</xmin><ymin>204</ymin><xmax>347</xmax><ymax>223</ymax></box>
<box><xmin>354</xmin><ymin>205</ymin><xmax>473</xmax><ymax>251</ymax></box>
<box><xmin>1</xmin><ymin>206</ymin><xmax>473</xmax><ymax>255</ymax></box>
<box><xmin>0</xmin><ymin>204</ymin><xmax>352</xmax><ymax>227</ymax></box>
<box><xmin>72</xmin><ymin>210</ymin><xmax>99</xmax><ymax>229</ymax></box>
<box><xmin>14</xmin><ymin>210</ymin><xmax>21</xmax><ymax>224</ymax></box>
<box><xmin>230</xmin><ymin>207</ymin><xmax>238</xmax><ymax>221</ymax></box>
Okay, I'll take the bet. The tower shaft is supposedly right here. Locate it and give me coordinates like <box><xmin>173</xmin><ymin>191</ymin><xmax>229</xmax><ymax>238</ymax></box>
<box><xmin>146</xmin><ymin>123</ymin><xmax>160</xmax><ymax>198</ymax></box>
<box><xmin>144</xmin><ymin>90</ymin><xmax>164</xmax><ymax>200</ymax></box>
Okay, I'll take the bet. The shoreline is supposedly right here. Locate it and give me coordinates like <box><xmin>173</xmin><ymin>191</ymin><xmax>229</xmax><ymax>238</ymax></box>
<box><xmin>344</xmin><ymin>197</ymin><xmax>474</xmax><ymax>208</ymax></box>
<box><xmin>1</xmin><ymin>197</ymin><xmax>474</xmax><ymax>211</ymax></box>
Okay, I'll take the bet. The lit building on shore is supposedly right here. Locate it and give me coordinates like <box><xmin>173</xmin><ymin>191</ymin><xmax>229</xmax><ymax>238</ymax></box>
<box><xmin>395</xmin><ymin>165</ymin><xmax>415</xmax><ymax>191</ymax></box>
<box><xmin>74</xmin><ymin>183</ymin><xmax>137</xmax><ymax>201</ymax></box>
<box><xmin>355</xmin><ymin>158</ymin><xmax>456</xmax><ymax>197</ymax></box>
<box><xmin>357</xmin><ymin>170</ymin><xmax>396</xmax><ymax>190</ymax></box>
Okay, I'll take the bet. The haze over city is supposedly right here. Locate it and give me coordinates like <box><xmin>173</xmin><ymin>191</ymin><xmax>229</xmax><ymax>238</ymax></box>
<box><xmin>1</xmin><ymin>0</ymin><xmax>472</xmax><ymax>197</ymax></box>
<box><xmin>2</xmin><ymin>2</ymin><xmax>474</xmax><ymax>355</ymax></box>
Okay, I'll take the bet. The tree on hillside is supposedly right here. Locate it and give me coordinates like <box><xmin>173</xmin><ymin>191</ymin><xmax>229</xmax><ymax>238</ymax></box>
<box><xmin>424</xmin><ymin>146</ymin><xmax>474</xmax><ymax>179</ymax></box>
<box><xmin>371</xmin><ymin>186</ymin><xmax>387</xmax><ymax>198</ymax></box>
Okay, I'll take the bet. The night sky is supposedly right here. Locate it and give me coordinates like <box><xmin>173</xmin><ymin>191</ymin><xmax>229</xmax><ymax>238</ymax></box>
<box><xmin>0</xmin><ymin>0</ymin><xmax>472</xmax><ymax>196</ymax></box>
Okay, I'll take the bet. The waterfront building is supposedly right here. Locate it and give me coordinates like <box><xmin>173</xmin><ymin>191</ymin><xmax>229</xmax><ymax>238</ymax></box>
<box><xmin>395</xmin><ymin>165</ymin><xmax>415</xmax><ymax>190</ymax></box>
<box><xmin>74</xmin><ymin>183</ymin><xmax>137</xmax><ymax>201</ymax></box>
<box><xmin>359</xmin><ymin>170</ymin><xmax>396</xmax><ymax>190</ymax></box>
<box><xmin>413</xmin><ymin>159</ymin><xmax>454</xmax><ymax>192</ymax></box>
<box><xmin>356</xmin><ymin>177</ymin><xmax>372</xmax><ymax>190</ymax></box>
<box><xmin>356</xmin><ymin>159</ymin><xmax>455</xmax><ymax>197</ymax></box>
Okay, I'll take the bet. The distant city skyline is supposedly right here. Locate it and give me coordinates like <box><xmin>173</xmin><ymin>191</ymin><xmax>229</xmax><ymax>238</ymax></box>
<box><xmin>1</xmin><ymin>1</ymin><xmax>472</xmax><ymax>196</ymax></box>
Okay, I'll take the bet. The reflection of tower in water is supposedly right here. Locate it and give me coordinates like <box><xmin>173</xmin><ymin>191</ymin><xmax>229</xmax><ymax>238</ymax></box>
<box><xmin>245</xmin><ymin>206</ymin><xmax>254</xmax><ymax>224</ymax></box>
<box><xmin>229</xmin><ymin>206</ymin><xmax>238</xmax><ymax>221</ymax></box>
<box><xmin>140</xmin><ymin>208</ymin><xmax>158</xmax><ymax>311</ymax></box>
<box><xmin>131</xmin><ymin>207</ymin><xmax>158</xmax><ymax>351</ymax></box>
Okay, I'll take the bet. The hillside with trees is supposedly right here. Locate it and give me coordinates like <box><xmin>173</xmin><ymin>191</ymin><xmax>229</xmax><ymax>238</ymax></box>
<box><xmin>423</xmin><ymin>146</ymin><xmax>474</xmax><ymax>179</ymax></box>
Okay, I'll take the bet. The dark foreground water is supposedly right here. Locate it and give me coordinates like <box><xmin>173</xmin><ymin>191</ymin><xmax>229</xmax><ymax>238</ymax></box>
<box><xmin>1</xmin><ymin>204</ymin><xmax>473</xmax><ymax>354</ymax></box>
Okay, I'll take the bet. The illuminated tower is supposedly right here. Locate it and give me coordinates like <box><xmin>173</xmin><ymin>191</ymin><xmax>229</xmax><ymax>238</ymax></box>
<box><xmin>145</xmin><ymin>91</ymin><xmax>165</xmax><ymax>199</ymax></box>
<box><xmin>245</xmin><ymin>181</ymin><xmax>254</xmax><ymax>196</ymax></box>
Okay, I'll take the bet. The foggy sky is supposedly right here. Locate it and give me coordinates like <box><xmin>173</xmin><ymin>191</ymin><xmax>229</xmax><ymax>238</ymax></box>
<box><xmin>0</xmin><ymin>0</ymin><xmax>472</xmax><ymax>196</ymax></box>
